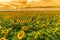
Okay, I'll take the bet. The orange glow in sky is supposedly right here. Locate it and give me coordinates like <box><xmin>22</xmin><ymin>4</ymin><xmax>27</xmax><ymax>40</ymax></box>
<box><xmin>0</xmin><ymin>0</ymin><xmax>12</xmax><ymax>4</ymax></box>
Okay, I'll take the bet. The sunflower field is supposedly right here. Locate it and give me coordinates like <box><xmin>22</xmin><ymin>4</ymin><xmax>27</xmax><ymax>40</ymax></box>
<box><xmin>0</xmin><ymin>11</ymin><xmax>60</xmax><ymax>40</ymax></box>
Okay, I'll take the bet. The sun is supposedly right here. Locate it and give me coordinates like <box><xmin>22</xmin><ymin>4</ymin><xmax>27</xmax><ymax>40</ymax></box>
<box><xmin>0</xmin><ymin>0</ymin><xmax>12</xmax><ymax>4</ymax></box>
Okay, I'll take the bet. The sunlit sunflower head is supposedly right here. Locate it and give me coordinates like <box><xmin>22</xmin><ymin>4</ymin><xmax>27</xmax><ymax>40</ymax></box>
<box><xmin>10</xmin><ymin>19</ymin><xmax>14</xmax><ymax>24</ymax></box>
<box><xmin>17</xmin><ymin>31</ymin><xmax>25</xmax><ymax>40</ymax></box>
<box><xmin>53</xmin><ymin>28</ymin><xmax>58</xmax><ymax>33</ymax></box>
<box><xmin>0</xmin><ymin>25</ymin><xmax>2</xmax><ymax>29</ymax></box>
<box><xmin>41</xmin><ymin>24</ymin><xmax>46</xmax><ymax>27</ymax></box>
<box><xmin>16</xmin><ymin>19</ymin><xmax>20</xmax><ymax>23</ymax></box>
<box><xmin>2</xmin><ymin>30</ymin><xmax>8</xmax><ymax>34</ymax></box>
<box><xmin>0</xmin><ymin>37</ymin><xmax>6</xmax><ymax>40</ymax></box>
<box><xmin>22</xmin><ymin>26</ymin><xmax>27</xmax><ymax>30</ymax></box>
<box><xmin>21</xmin><ymin>20</ymin><xmax>26</xmax><ymax>23</ymax></box>
<box><xmin>36</xmin><ymin>21</ymin><xmax>40</xmax><ymax>24</ymax></box>
<box><xmin>56</xmin><ymin>22</ymin><xmax>60</xmax><ymax>26</ymax></box>
<box><xmin>34</xmin><ymin>31</ymin><xmax>41</xmax><ymax>39</ymax></box>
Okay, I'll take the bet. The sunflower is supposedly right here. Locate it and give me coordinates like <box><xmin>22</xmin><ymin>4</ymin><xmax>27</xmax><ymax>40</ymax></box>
<box><xmin>16</xmin><ymin>19</ymin><xmax>20</xmax><ymax>23</ymax></box>
<box><xmin>56</xmin><ymin>22</ymin><xmax>60</xmax><ymax>26</ymax></box>
<box><xmin>53</xmin><ymin>28</ymin><xmax>58</xmax><ymax>33</ymax></box>
<box><xmin>17</xmin><ymin>31</ymin><xmax>25</xmax><ymax>40</ymax></box>
<box><xmin>22</xmin><ymin>26</ymin><xmax>27</xmax><ymax>30</ymax></box>
<box><xmin>0</xmin><ymin>25</ymin><xmax>2</xmax><ymax>29</ymax></box>
<box><xmin>20</xmin><ymin>20</ymin><xmax>26</xmax><ymax>23</ymax></box>
<box><xmin>41</xmin><ymin>24</ymin><xmax>46</xmax><ymax>28</ymax></box>
<box><xmin>34</xmin><ymin>31</ymin><xmax>40</xmax><ymax>39</ymax></box>
<box><xmin>0</xmin><ymin>37</ymin><xmax>6</xmax><ymax>40</ymax></box>
<box><xmin>10</xmin><ymin>19</ymin><xmax>14</xmax><ymax>24</ymax></box>
<box><xmin>2</xmin><ymin>30</ymin><xmax>8</xmax><ymax>34</ymax></box>
<box><xmin>36</xmin><ymin>21</ymin><xmax>40</xmax><ymax>24</ymax></box>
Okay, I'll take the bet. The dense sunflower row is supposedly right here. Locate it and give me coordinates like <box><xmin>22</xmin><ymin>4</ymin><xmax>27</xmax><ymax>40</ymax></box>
<box><xmin>0</xmin><ymin>14</ymin><xmax>60</xmax><ymax>40</ymax></box>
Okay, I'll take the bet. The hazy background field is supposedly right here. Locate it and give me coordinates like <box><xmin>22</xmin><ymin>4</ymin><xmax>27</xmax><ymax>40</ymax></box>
<box><xmin>0</xmin><ymin>11</ymin><xmax>60</xmax><ymax>16</ymax></box>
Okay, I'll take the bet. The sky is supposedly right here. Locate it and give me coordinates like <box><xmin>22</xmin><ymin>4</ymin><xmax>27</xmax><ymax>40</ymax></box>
<box><xmin>0</xmin><ymin>0</ymin><xmax>12</xmax><ymax>3</ymax></box>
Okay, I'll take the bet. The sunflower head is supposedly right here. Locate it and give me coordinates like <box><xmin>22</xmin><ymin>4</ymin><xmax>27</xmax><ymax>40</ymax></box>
<box><xmin>16</xmin><ymin>19</ymin><xmax>20</xmax><ymax>23</ymax></box>
<box><xmin>53</xmin><ymin>28</ymin><xmax>58</xmax><ymax>33</ymax></box>
<box><xmin>34</xmin><ymin>31</ymin><xmax>41</xmax><ymax>39</ymax></box>
<box><xmin>2</xmin><ymin>30</ymin><xmax>8</xmax><ymax>34</ymax></box>
<box><xmin>0</xmin><ymin>37</ymin><xmax>6</xmax><ymax>40</ymax></box>
<box><xmin>21</xmin><ymin>20</ymin><xmax>26</xmax><ymax>23</ymax></box>
<box><xmin>56</xmin><ymin>23</ymin><xmax>60</xmax><ymax>26</ymax></box>
<box><xmin>36</xmin><ymin>21</ymin><xmax>40</xmax><ymax>24</ymax></box>
<box><xmin>41</xmin><ymin>24</ymin><xmax>46</xmax><ymax>28</ymax></box>
<box><xmin>17</xmin><ymin>31</ymin><xmax>25</xmax><ymax>40</ymax></box>
<box><xmin>10</xmin><ymin>19</ymin><xmax>14</xmax><ymax>24</ymax></box>
<box><xmin>0</xmin><ymin>25</ymin><xmax>2</xmax><ymax>29</ymax></box>
<box><xmin>22</xmin><ymin>26</ymin><xmax>27</xmax><ymax>30</ymax></box>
